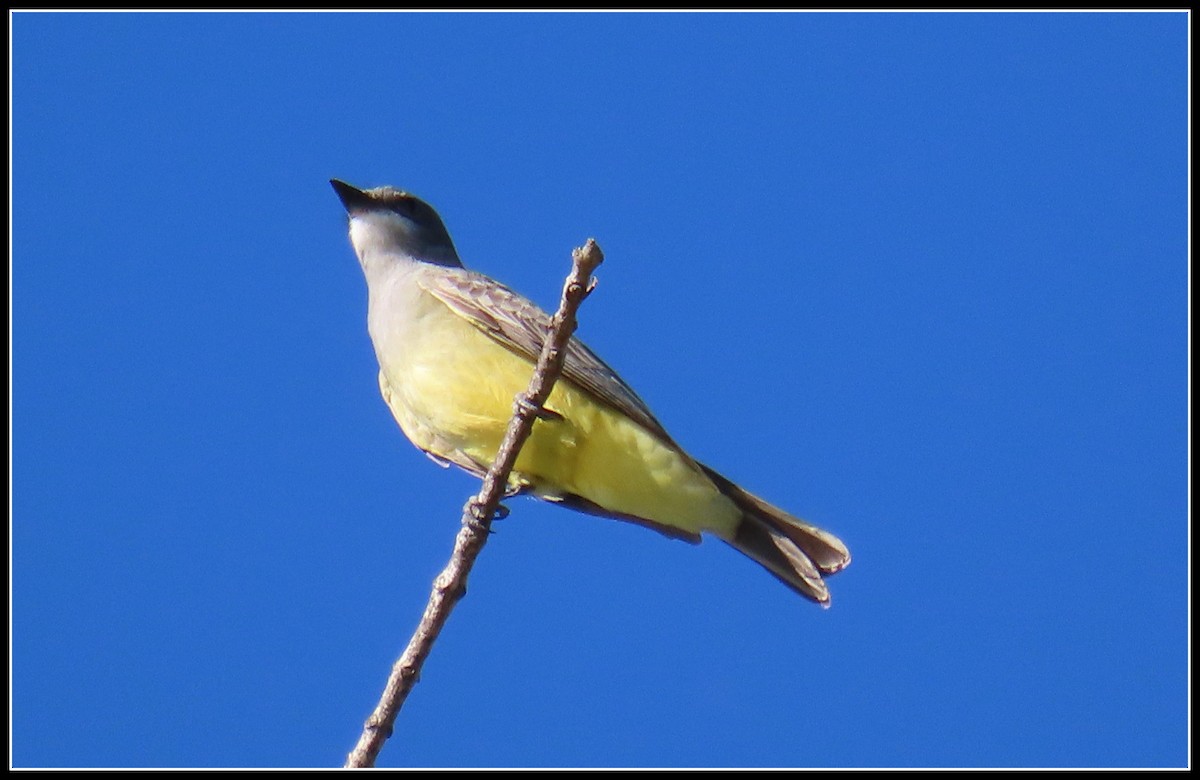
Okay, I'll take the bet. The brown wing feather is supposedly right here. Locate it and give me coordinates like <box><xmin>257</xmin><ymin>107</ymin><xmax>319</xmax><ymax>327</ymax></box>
<box><xmin>417</xmin><ymin>267</ymin><xmax>678</xmax><ymax>447</ymax></box>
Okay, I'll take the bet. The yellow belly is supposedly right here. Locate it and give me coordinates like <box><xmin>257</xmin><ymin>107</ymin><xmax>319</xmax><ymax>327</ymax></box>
<box><xmin>376</xmin><ymin>300</ymin><xmax>739</xmax><ymax>538</ymax></box>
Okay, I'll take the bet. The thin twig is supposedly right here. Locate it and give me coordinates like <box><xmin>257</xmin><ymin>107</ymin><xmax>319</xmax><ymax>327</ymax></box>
<box><xmin>344</xmin><ymin>239</ymin><xmax>606</xmax><ymax>768</ymax></box>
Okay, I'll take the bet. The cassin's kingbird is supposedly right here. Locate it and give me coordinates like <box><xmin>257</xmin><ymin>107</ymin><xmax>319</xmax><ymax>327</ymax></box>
<box><xmin>332</xmin><ymin>179</ymin><xmax>850</xmax><ymax>605</ymax></box>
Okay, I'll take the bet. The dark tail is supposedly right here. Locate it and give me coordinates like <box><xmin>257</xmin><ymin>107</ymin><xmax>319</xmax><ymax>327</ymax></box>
<box><xmin>700</xmin><ymin>465</ymin><xmax>851</xmax><ymax>607</ymax></box>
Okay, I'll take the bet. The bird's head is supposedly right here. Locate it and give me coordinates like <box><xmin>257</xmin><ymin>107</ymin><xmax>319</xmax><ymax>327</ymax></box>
<box><xmin>330</xmin><ymin>179</ymin><xmax>462</xmax><ymax>269</ymax></box>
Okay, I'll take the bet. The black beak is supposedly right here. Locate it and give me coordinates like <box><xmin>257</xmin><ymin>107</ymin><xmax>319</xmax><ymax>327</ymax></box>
<box><xmin>330</xmin><ymin>179</ymin><xmax>374</xmax><ymax>214</ymax></box>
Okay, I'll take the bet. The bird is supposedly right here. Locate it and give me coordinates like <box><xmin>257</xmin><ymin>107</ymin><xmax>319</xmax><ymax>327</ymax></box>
<box><xmin>331</xmin><ymin>179</ymin><xmax>851</xmax><ymax>606</ymax></box>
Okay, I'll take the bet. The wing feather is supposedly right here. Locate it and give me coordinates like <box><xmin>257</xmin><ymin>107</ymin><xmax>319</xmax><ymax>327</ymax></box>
<box><xmin>417</xmin><ymin>267</ymin><xmax>677</xmax><ymax>447</ymax></box>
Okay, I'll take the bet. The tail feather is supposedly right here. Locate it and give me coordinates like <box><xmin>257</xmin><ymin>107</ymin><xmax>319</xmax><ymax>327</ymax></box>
<box><xmin>701</xmin><ymin>464</ymin><xmax>851</xmax><ymax>606</ymax></box>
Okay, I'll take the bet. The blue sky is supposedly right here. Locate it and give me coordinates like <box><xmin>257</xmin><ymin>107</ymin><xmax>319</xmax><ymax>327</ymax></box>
<box><xmin>11</xmin><ymin>10</ymin><xmax>1188</xmax><ymax>769</ymax></box>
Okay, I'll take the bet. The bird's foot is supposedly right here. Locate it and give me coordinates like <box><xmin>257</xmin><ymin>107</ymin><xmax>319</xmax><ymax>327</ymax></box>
<box><xmin>514</xmin><ymin>393</ymin><xmax>563</xmax><ymax>422</ymax></box>
<box><xmin>465</xmin><ymin>497</ymin><xmax>507</xmax><ymax>533</ymax></box>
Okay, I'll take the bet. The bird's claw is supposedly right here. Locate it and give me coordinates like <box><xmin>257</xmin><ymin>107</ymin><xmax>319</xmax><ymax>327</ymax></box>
<box><xmin>515</xmin><ymin>394</ymin><xmax>563</xmax><ymax>422</ymax></box>
<box><xmin>465</xmin><ymin>497</ymin><xmax>508</xmax><ymax>532</ymax></box>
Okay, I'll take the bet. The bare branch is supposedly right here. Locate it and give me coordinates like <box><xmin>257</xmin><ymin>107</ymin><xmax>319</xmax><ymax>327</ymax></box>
<box><xmin>344</xmin><ymin>239</ymin><xmax>606</xmax><ymax>768</ymax></box>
